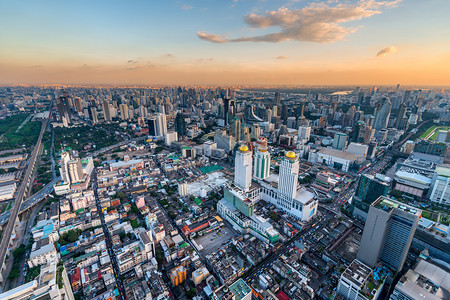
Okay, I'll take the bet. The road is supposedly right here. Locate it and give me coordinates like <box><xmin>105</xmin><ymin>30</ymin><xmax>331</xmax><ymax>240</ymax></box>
<box><xmin>0</xmin><ymin>106</ymin><xmax>50</xmax><ymax>279</ymax></box>
<box><xmin>92</xmin><ymin>168</ymin><xmax>126</xmax><ymax>300</ymax></box>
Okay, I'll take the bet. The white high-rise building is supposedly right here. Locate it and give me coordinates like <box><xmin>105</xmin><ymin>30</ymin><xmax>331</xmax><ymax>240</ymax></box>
<box><xmin>298</xmin><ymin>126</ymin><xmax>311</xmax><ymax>144</ymax></box>
<box><xmin>156</xmin><ymin>113</ymin><xmax>167</xmax><ymax>136</ymax></box>
<box><xmin>68</xmin><ymin>159</ymin><xmax>83</xmax><ymax>183</ymax></box>
<box><xmin>278</xmin><ymin>151</ymin><xmax>299</xmax><ymax>200</ymax></box>
<box><xmin>119</xmin><ymin>103</ymin><xmax>129</xmax><ymax>120</ymax></box>
<box><xmin>234</xmin><ymin>145</ymin><xmax>252</xmax><ymax>192</ymax></box>
<box><xmin>59</xmin><ymin>151</ymin><xmax>71</xmax><ymax>184</ymax></box>
<box><xmin>253</xmin><ymin>138</ymin><xmax>270</xmax><ymax>180</ymax></box>
<box><xmin>259</xmin><ymin>151</ymin><xmax>318</xmax><ymax>222</ymax></box>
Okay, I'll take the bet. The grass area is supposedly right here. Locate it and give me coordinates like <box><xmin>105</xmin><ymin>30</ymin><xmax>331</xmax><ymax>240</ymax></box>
<box><xmin>419</xmin><ymin>126</ymin><xmax>450</xmax><ymax>140</ymax></box>
<box><xmin>422</xmin><ymin>210</ymin><xmax>438</xmax><ymax>222</ymax></box>
<box><xmin>0</xmin><ymin>114</ymin><xmax>42</xmax><ymax>151</ymax></box>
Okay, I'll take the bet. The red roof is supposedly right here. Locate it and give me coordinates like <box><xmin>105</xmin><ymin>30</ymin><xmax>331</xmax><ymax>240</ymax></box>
<box><xmin>71</xmin><ymin>267</ymin><xmax>81</xmax><ymax>284</ymax></box>
<box><xmin>276</xmin><ymin>291</ymin><xmax>290</xmax><ymax>300</ymax></box>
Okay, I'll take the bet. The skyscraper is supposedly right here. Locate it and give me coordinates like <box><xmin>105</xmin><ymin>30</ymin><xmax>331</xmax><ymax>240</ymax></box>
<box><xmin>275</xmin><ymin>91</ymin><xmax>281</xmax><ymax>106</ymax></box>
<box><xmin>333</xmin><ymin>133</ymin><xmax>348</xmax><ymax>150</ymax></box>
<box><xmin>119</xmin><ymin>103</ymin><xmax>129</xmax><ymax>120</ymax></box>
<box><xmin>353</xmin><ymin>174</ymin><xmax>390</xmax><ymax>220</ymax></box>
<box><xmin>156</xmin><ymin>113</ymin><xmax>167</xmax><ymax>136</ymax></box>
<box><xmin>175</xmin><ymin>112</ymin><xmax>186</xmax><ymax>136</ymax></box>
<box><xmin>231</xmin><ymin>116</ymin><xmax>241</xmax><ymax>142</ymax></box>
<box><xmin>356</xmin><ymin>174</ymin><xmax>390</xmax><ymax>203</ymax></box>
<box><xmin>147</xmin><ymin>117</ymin><xmax>157</xmax><ymax>136</ymax></box>
<box><xmin>357</xmin><ymin>196</ymin><xmax>421</xmax><ymax>272</ymax></box>
<box><xmin>374</xmin><ymin>97</ymin><xmax>392</xmax><ymax>130</ymax></box>
<box><xmin>278</xmin><ymin>151</ymin><xmax>299</xmax><ymax>201</ymax></box>
<box><xmin>395</xmin><ymin>103</ymin><xmax>407</xmax><ymax>129</ymax></box>
<box><xmin>88</xmin><ymin>106</ymin><xmax>98</xmax><ymax>124</ymax></box>
<box><xmin>253</xmin><ymin>138</ymin><xmax>270</xmax><ymax>180</ymax></box>
<box><xmin>234</xmin><ymin>144</ymin><xmax>252</xmax><ymax>192</ymax></box>
<box><xmin>57</xmin><ymin>95</ymin><xmax>72</xmax><ymax>125</ymax></box>
<box><xmin>73</xmin><ymin>97</ymin><xmax>83</xmax><ymax>113</ymax></box>
<box><xmin>147</xmin><ymin>114</ymin><xmax>167</xmax><ymax>136</ymax></box>
<box><xmin>102</xmin><ymin>99</ymin><xmax>111</xmax><ymax>122</ymax></box>
<box><xmin>68</xmin><ymin>158</ymin><xmax>84</xmax><ymax>183</ymax></box>
<box><xmin>298</xmin><ymin>126</ymin><xmax>311</xmax><ymax>144</ymax></box>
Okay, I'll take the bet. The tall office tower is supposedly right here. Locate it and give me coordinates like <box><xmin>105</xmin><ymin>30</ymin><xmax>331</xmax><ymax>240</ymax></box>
<box><xmin>241</xmin><ymin>125</ymin><xmax>251</xmax><ymax>142</ymax></box>
<box><xmin>108</xmin><ymin>104</ymin><xmax>116</xmax><ymax>118</ymax></box>
<box><xmin>102</xmin><ymin>100</ymin><xmax>111</xmax><ymax>122</ymax></box>
<box><xmin>148</xmin><ymin>114</ymin><xmax>167</xmax><ymax>136</ymax></box>
<box><xmin>251</xmin><ymin>124</ymin><xmax>261</xmax><ymax>140</ymax></box>
<box><xmin>88</xmin><ymin>106</ymin><xmax>98</xmax><ymax>124</ymax></box>
<box><xmin>360</xmin><ymin>125</ymin><xmax>375</xmax><ymax>145</ymax></box>
<box><xmin>356</xmin><ymin>174</ymin><xmax>390</xmax><ymax>204</ymax></box>
<box><xmin>357</xmin><ymin>196</ymin><xmax>421</xmax><ymax>272</ymax></box>
<box><xmin>353</xmin><ymin>174</ymin><xmax>390</xmax><ymax>221</ymax></box>
<box><xmin>156</xmin><ymin>113</ymin><xmax>167</xmax><ymax>136</ymax></box>
<box><xmin>73</xmin><ymin>97</ymin><xmax>83</xmax><ymax>113</ymax></box>
<box><xmin>57</xmin><ymin>95</ymin><xmax>72</xmax><ymax>125</ymax></box>
<box><xmin>138</xmin><ymin>105</ymin><xmax>148</xmax><ymax>118</ymax></box>
<box><xmin>175</xmin><ymin>112</ymin><xmax>186</xmax><ymax>136</ymax></box>
<box><xmin>275</xmin><ymin>91</ymin><xmax>281</xmax><ymax>106</ymax></box>
<box><xmin>128</xmin><ymin>106</ymin><xmax>134</xmax><ymax>119</ymax></box>
<box><xmin>395</xmin><ymin>103</ymin><xmax>407</xmax><ymax>129</ymax></box>
<box><xmin>68</xmin><ymin>158</ymin><xmax>84</xmax><ymax>183</ymax></box>
<box><xmin>231</xmin><ymin>117</ymin><xmax>241</xmax><ymax>141</ymax></box>
<box><xmin>266</xmin><ymin>108</ymin><xmax>272</xmax><ymax>122</ymax></box>
<box><xmin>333</xmin><ymin>132</ymin><xmax>348</xmax><ymax>150</ymax></box>
<box><xmin>119</xmin><ymin>104</ymin><xmax>129</xmax><ymax>120</ymax></box>
<box><xmin>147</xmin><ymin>117</ymin><xmax>157</xmax><ymax>136</ymax></box>
<box><xmin>318</xmin><ymin>116</ymin><xmax>327</xmax><ymax>128</ymax></box>
<box><xmin>332</xmin><ymin>101</ymin><xmax>338</xmax><ymax>114</ymax></box>
<box><xmin>298</xmin><ymin>126</ymin><xmax>311</xmax><ymax>144</ymax></box>
<box><xmin>281</xmin><ymin>104</ymin><xmax>288</xmax><ymax>122</ymax></box>
<box><xmin>374</xmin><ymin>97</ymin><xmax>392</xmax><ymax>130</ymax></box>
<box><xmin>253</xmin><ymin>138</ymin><xmax>270</xmax><ymax>180</ymax></box>
<box><xmin>278</xmin><ymin>151</ymin><xmax>299</xmax><ymax>200</ymax></box>
<box><xmin>234</xmin><ymin>145</ymin><xmax>252</xmax><ymax>192</ymax></box>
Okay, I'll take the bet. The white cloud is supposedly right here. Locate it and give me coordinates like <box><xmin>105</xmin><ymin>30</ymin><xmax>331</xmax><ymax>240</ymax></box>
<box><xmin>376</xmin><ymin>46</ymin><xmax>397</xmax><ymax>56</ymax></box>
<box><xmin>181</xmin><ymin>4</ymin><xmax>193</xmax><ymax>11</ymax></box>
<box><xmin>198</xmin><ymin>0</ymin><xmax>401</xmax><ymax>43</ymax></box>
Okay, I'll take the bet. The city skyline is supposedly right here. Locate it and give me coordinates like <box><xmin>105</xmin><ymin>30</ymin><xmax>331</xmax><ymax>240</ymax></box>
<box><xmin>1</xmin><ymin>0</ymin><xmax>450</xmax><ymax>86</ymax></box>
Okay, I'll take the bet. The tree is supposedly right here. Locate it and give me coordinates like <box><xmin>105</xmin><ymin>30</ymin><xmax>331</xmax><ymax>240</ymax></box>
<box><xmin>116</xmin><ymin>191</ymin><xmax>126</xmax><ymax>200</ymax></box>
<box><xmin>130</xmin><ymin>219</ymin><xmax>139</xmax><ymax>229</ymax></box>
<box><xmin>13</xmin><ymin>244</ymin><xmax>26</xmax><ymax>259</ymax></box>
<box><xmin>186</xmin><ymin>288</ymin><xmax>196</xmax><ymax>299</ymax></box>
<box><xmin>269</xmin><ymin>212</ymin><xmax>280</xmax><ymax>222</ymax></box>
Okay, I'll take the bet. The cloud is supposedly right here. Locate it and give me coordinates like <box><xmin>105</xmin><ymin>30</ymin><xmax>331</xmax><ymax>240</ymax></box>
<box><xmin>198</xmin><ymin>0</ymin><xmax>401</xmax><ymax>43</ymax></box>
<box><xmin>198</xmin><ymin>32</ymin><xmax>228</xmax><ymax>43</ymax></box>
<box><xmin>276</xmin><ymin>56</ymin><xmax>288</xmax><ymax>59</ymax></box>
<box><xmin>198</xmin><ymin>57</ymin><xmax>214</xmax><ymax>62</ymax></box>
<box><xmin>181</xmin><ymin>4</ymin><xmax>193</xmax><ymax>11</ymax></box>
<box><xmin>376</xmin><ymin>46</ymin><xmax>397</xmax><ymax>57</ymax></box>
<box><xmin>127</xmin><ymin>60</ymin><xmax>138</xmax><ymax>64</ymax></box>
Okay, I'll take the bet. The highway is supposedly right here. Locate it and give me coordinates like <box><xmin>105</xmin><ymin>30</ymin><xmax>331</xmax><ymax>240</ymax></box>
<box><xmin>0</xmin><ymin>177</ymin><xmax>60</xmax><ymax>226</ymax></box>
<box><xmin>0</xmin><ymin>107</ymin><xmax>50</xmax><ymax>277</ymax></box>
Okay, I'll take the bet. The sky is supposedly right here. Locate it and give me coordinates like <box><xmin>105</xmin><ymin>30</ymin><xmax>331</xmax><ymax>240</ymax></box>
<box><xmin>0</xmin><ymin>0</ymin><xmax>449</xmax><ymax>86</ymax></box>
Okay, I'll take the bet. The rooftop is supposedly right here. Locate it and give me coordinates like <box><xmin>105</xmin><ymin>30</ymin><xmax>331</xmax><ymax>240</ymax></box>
<box><xmin>373</xmin><ymin>196</ymin><xmax>421</xmax><ymax>216</ymax></box>
<box><xmin>318</xmin><ymin>147</ymin><xmax>364</xmax><ymax>161</ymax></box>
<box><xmin>228</xmin><ymin>278</ymin><xmax>251</xmax><ymax>300</ymax></box>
